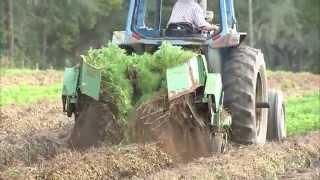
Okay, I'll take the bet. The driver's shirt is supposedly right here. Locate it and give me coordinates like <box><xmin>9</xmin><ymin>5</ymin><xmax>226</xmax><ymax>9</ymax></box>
<box><xmin>168</xmin><ymin>0</ymin><xmax>211</xmax><ymax>29</ymax></box>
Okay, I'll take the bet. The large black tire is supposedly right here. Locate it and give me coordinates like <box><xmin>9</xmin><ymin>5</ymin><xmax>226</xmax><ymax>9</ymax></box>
<box><xmin>267</xmin><ymin>90</ymin><xmax>286</xmax><ymax>141</ymax></box>
<box><xmin>222</xmin><ymin>46</ymin><xmax>268</xmax><ymax>144</ymax></box>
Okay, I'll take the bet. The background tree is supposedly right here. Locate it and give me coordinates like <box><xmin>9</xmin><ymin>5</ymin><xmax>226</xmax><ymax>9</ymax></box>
<box><xmin>235</xmin><ymin>0</ymin><xmax>319</xmax><ymax>73</ymax></box>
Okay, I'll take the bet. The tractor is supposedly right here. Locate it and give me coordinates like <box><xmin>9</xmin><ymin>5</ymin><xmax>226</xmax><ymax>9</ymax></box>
<box><xmin>62</xmin><ymin>0</ymin><xmax>286</xmax><ymax>155</ymax></box>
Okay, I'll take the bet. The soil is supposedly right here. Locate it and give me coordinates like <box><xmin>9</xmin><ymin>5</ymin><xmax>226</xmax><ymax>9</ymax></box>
<box><xmin>0</xmin><ymin>72</ymin><xmax>319</xmax><ymax>179</ymax></box>
<box><xmin>0</xmin><ymin>70</ymin><xmax>63</xmax><ymax>87</ymax></box>
<box><xmin>0</xmin><ymin>101</ymin><xmax>72</xmax><ymax>168</ymax></box>
<box><xmin>0</xmin><ymin>132</ymin><xmax>318</xmax><ymax>179</ymax></box>
<box><xmin>144</xmin><ymin>132</ymin><xmax>320</xmax><ymax>180</ymax></box>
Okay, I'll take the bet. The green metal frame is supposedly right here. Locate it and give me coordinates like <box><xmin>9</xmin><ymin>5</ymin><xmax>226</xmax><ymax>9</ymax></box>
<box><xmin>61</xmin><ymin>54</ymin><xmax>230</xmax><ymax>129</ymax></box>
<box><xmin>166</xmin><ymin>55</ymin><xmax>226</xmax><ymax>127</ymax></box>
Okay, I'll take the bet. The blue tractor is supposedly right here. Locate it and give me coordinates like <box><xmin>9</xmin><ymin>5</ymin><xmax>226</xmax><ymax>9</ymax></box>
<box><xmin>62</xmin><ymin>0</ymin><xmax>286</xmax><ymax>153</ymax></box>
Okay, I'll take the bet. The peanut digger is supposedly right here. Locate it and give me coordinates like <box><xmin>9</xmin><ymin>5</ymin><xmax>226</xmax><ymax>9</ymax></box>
<box><xmin>61</xmin><ymin>0</ymin><xmax>286</xmax><ymax>158</ymax></box>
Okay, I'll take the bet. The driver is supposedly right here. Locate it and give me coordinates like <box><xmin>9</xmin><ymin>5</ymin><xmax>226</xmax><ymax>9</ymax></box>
<box><xmin>168</xmin><ymin>0</ymin><xmax>218</xmax><ymax>33</ymax></box>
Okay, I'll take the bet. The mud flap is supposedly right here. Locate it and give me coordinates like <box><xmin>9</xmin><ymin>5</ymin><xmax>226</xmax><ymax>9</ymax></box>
<box><xmin>62</xmin><ymin>60</ymin><xmax>102</xmax><ymax>117</ymax></box>
<box><xmin>62</xmin><ymin>67</ymin><xmax>80</xmax><ymax>117</ymax></box>
<box><xmin>78</xmin><ymin>60</ymin><xmax>102</xmax><ymax>101</ymax></box>
<box><xmin>62</xmin><ymin>67</ymin><xmax>80</xmax><ymax>97</ymax></box>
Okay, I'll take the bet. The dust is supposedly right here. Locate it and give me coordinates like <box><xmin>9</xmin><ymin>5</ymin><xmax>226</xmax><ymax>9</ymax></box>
<box><xmin>129</xmin><ymin>95</ymin><xmax>212</xmax><ymax>162</ymax></box>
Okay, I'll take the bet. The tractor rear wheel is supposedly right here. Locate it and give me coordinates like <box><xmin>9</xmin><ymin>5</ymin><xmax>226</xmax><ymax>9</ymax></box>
<box><xmin>222</xmin><ymin>46</ymin><xmax>268</xmax><ymax>144</ymax></box>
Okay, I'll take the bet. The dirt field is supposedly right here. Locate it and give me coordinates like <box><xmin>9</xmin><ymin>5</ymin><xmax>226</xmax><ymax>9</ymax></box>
<box><xmin>0</xmin><ymin>71</ymin><xmax>319</xmax><ymax>179</ymax></box>
<box><xmin>0</xmin><ymin>70</ymin><xmax>63</xmax><ymax>88</ymax></box>
<box><xmin>268</xmin><ymin>72</ymin><xmax>320</xmax><ymax>97</ymax></box>
<box><xmin>146</xmin><ymin>132</ymin><xmax>319</xmax><ymax>180</ymax></box>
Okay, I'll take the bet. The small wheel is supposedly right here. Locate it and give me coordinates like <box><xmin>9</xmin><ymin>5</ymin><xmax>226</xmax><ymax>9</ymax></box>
<box><xmin>267</xmin><ymin>90</ymin><xmax>286</xmax><ymax>141</ymax></box>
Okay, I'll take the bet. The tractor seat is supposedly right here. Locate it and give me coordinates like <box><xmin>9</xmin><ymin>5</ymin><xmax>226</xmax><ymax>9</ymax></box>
<box><xmin>166</xmin><ymin>22</ymin><xmax>203</xmax><ymax>38</ymax></box>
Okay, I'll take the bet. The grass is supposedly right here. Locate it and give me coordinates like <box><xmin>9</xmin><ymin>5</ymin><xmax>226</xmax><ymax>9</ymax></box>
<box><xmin>286</xmin><ymin>92</ymin><xmax>320</xmax><ymax>135</ymax></box>
<box><xmin>0</xmin><ymin>84</ymin><xmax>61</xmax><ymax>106</ymax></box>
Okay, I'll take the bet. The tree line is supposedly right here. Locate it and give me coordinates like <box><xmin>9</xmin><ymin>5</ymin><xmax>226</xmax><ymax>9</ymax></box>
<box><xmin>0</xmin><ymin>0</ymin><xmax>319</xmax><ymax>73</ymax></box>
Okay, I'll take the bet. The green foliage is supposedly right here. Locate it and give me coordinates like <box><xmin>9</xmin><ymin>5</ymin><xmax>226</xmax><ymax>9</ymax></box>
<box><xmin>84</xmin><ymin>42</ymin><xmax>195</xmax><ymax>123</ymax></box>
<box><xmin>0</xmin><ymin>84</ymin><xmax>61</xmax><ymax>106</ymax></box>
<box><xmin>286</xmin><ymin>92</ymin><xmax>320</xmax><ymax>135</ymax></box>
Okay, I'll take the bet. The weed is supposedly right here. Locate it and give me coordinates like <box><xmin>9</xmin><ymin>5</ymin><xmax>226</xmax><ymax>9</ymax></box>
<box><xmin>286</xmin><ymin>92</ymin><xmax>320</xmax><ymax>135</ymax></box>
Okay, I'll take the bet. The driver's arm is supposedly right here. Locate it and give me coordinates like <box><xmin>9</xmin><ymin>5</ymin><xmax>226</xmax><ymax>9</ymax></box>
<box><xmin>201</xmin><ymin>24</ymin><xmax>219</xmax><ymax>31</ymax></box>
<box><xmin>193</xmin><ymin>5</ymin><xmax>219</xmax><ymax>31</ymax></box>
